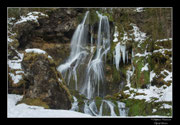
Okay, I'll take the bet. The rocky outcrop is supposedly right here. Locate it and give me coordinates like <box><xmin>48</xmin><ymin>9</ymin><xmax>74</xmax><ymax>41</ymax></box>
<box><xmin>12</xmin><ymin>8</ymin><xmax>85</xmax><ymax>49</ymax></box>
<box><xmin>21</xmin><ymin>52</ymin><xmax>72</xmax><ymax>109</ymax></box>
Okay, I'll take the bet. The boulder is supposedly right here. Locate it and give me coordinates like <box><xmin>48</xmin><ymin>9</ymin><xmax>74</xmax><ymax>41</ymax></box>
<box><xmin>21</xmin><ymin>52</ymin><xmax>72</xmax><ymax>109</ymax></box>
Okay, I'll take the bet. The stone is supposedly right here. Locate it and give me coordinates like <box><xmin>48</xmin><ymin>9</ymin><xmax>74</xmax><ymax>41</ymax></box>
<box><xmin>21</xmin><ymin>52</ymin><xmax>72</xmax><ymax>109</ymax></box>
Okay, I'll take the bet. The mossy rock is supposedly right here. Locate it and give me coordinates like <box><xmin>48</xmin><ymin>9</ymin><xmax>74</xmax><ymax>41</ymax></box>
<box><xmin>122</xmin><ymin>99</ymin><xmax>152</xmax><ymax>116</ymax></box>
<box><xmin>17</xmin><ymin>97</ymin><xmax>49</xmax><ymax>109</ymax></box>
<box><xmin>102</xmin><ymin>102</ymin><xmax>111</xmax><ymax>116</ymax></box>
<box><xmin>94</xmin><ymin>96</ymin><xmax>103</xmax><ymax>110</ymax></box>
<box><xmin>131</xmin><ymin>56</ymin><xmax>150</xmax><ymax>88</ymax></box>
<box><xmin>22</xmin><ymin>52</ymin><xmax>72</xmax><ymax>109</ymax></box>
<box><xmin>122</xmin><ymin>98</ymin><xmax>172</xmax><ymax>116</ymax></box>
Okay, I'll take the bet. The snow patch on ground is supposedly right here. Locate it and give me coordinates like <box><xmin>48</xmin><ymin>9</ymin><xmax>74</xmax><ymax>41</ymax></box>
<box><xmin>8</xmin><ymin>94</ymin><xmax>92</xmax><ymax>118</ymax></box>
<box><xmin>124</xmin><ymin>69</ymin><xmax>172</xmax><ymax>103</ymax></box>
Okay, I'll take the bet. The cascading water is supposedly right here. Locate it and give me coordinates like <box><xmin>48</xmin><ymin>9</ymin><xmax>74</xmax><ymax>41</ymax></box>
<box><xmin>58</xmin><ymin>11</ymin><xmax>128</xmax><ymax>116</ymax></box>
<box><xmin>80</xmin><ymin>11</ymin><xmax>110</xmax><ymax>99</ymax></box>
<box><xmin>57</xmin><ymin>11</ymin><xmax>89</xmax><ymax>90</ymax></box>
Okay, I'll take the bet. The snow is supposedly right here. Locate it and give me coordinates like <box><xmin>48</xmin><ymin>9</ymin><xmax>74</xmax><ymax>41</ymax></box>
<box><xmin>153</xmin><ymin>48</ymin><xmax>172</xmax><ymax>56</ymax></box>
<box><xmin>15</xmin><ymin>12</ymin><xmax>48</xmax><ymax>25</ymax></box>
<box><xmin>160</xmin><ymin>104</ymin><xmax>172</xmax><ymax>109</ymax></box>
<box><xmin>124</xmin><ymin>69</ymin><xmax>172</xmax><ymax>103</ymax></box>
<box><xmin>150</xmin><ymin>70</ymin><xmax>156</xmax><ymax>82</ymax></box>
<box><xmin>152</xmin><ymin>109</ymin><xmax>157</xmax><ymax>113</ymax></box>
<box><xmin>25</xmin><ymin>48</ymin><xmax>53</xmax><ymax>59</ymax></box>
<box><xmin>161</xmin><ymin>70</ymin><xmax>172</xmax><ymax>82</ymax></box>
<box><xmin>121</xmin><ymin>31</ymin><xmax>132</xmax><ymax>44</ymax></box>
<box><xmin>8</xmin><ymin>60</ymin><xmax>22</xmax><ymax>70</ymax></box>
<box><xmin>113</xmin><ymin>26</ymin><xmax>119</xmax><ymax>42</ymax></box>
<box><xmin>9</xmin><ymin>73</ymin><xmax>23</xmax><ymax>84</ymax></box>
<box><xmin>130</xmin><ymin>23</ymin><xmax>147</xmax><ymax>47</ymax></box>
<box><xmin>8</xmin><ymin>38</ymin><xmax>13</xmax><ymax>43</ymax></box>
<box><xmin>156</xmin><ymin>38</ymin><xmax>172</xmax><ymax>42</ymax></box>
<box><xmin>134</xmin><ymin>7</ymin><xmax>144</xmax><ymax>12</ymax></box>
<box><xmin>8</xmin><ymin>51</ymin><xmax>24</xmax><ymax>70</ymax></box>
<box><xmin>113</xmin><ymin>37</ymin><xmax>118</xmax><ymax>42</ymax></box>
<box><xmin>8</xmin><ymin>94</ymin><xmax>92</xmax><ymax>118</ymax></box>
<box><xmin>58</xmin><ymin>78</ymin><xmax>62</xmax><ymax>83</ymax></box>
<box><xmin>135</xmin><ymin>51</ymin><xmax>152</xmax><ymax>57</ymax></box>
<box><xmin>16</xmin><ymin>71</ymin><xmax>24</xmax><ymax>74</ymax></box>
<box><xmin>25</xmin><ymin>48</ymin><xmax>46</xmax><ymax>54</ymax></box>
<box><xmin>141</xmin><ymin>63</ymin><xmax>149</xmax><ymax>72</ymax></box>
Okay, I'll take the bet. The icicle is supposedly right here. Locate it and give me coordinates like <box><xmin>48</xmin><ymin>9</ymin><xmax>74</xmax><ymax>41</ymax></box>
<box><xmin>126</xmin><ymin>51</ymin><xmax>128</xmax><ymax>63</ymax></box>
<box><xmin>114</xmin><ymin>42</ymin><xmax>121</xmax><ymax>70</ymax></box>
<box><xmin>120</xmin><ymin>45</ymin><xmax>126</xmax><ymax>64</ymax></box>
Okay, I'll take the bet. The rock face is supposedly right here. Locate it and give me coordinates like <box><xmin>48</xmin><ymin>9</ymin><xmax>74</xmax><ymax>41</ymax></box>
<box><xmin>21</xmin><ymin>52</ymin><xmax>72</xmax><ymax>109</ymax></box>
<box><xmin>13</xmin><ymin>8</ymin><xmax>85</xmax><ymax>49</ymax></box>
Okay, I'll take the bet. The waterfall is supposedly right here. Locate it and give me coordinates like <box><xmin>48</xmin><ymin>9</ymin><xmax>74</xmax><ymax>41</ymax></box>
<box><xmin>57</xmin><ymin>11</ymin><xmax>128</xmax><ymax>116</ymax></box>
<box><xmin>57</xmin><ymin>11</ymin><xmax>89</xmax><ymax>90</ymax></box>
<box><xmin>103</xmin><ymin>100</ymin><xmax>117</xmax><ymax>116</ymax></box>
<box><xmin>81</xmin><ymin>11</ymin><xmax>110</xmax><ymax>99</ymax></box>
<box><xmin>70</xmin><ymin>96</ymin><xmax>79</xmax><ymax>111</ymax></box>
<box><xmin>117</xmin><ymin>101</ymin><xmax>128</xmax><ymax>116</ymax></box>
<box><xmin>72</xmin><ymin>99</ymin><xmax>128</xmax><ymax>116</ymax></box>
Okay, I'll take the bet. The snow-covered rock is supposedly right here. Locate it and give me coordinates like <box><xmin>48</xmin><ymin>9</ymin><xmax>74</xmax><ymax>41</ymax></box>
<box><xmin>15</xmin><ymin>12</ymin><xmax>48</xmax><ymax>25</ymax></box>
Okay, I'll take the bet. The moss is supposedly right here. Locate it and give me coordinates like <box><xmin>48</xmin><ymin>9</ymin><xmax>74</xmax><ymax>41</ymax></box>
<box><xmin>111</xmin><ymin>100</ymin><xmax>119</xmax><ymax>115</ymax></box>
<box><xmin>135</xmin><ymin>92</ymin><xmax>147</xmax><ymax>96</ymax></box>
<box><xmin>122</xmin><ymin>99</ymin><xmax>152</xmax><ymax>116</ymax></box>
<box><xmin>102</xmin><ymin>102</ymin><xmax>111</xmax><ymax>116</ymax></box>
<box><xmin>17</xmin><ymin>97</ymin><xmax>49</xmax><ymax>109</ymax></box>
<box><xmin>122</xmin><ymin>98</ymin><xmax>172</xmax><ymax>116</ymax></box>
<box><xmin>112</xmin><ymin>66</ymin><xmax>121</xmax><ymax>84</ymax></box>
<box><xmin>89</xmin><ymin>10</ymin><xmax>99</xmax><ymax>25</ymax></box>
<box><xmin>95</xmin><ymin>96</ymin><xmax>103</xmax><ymax>110</ymax></box>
